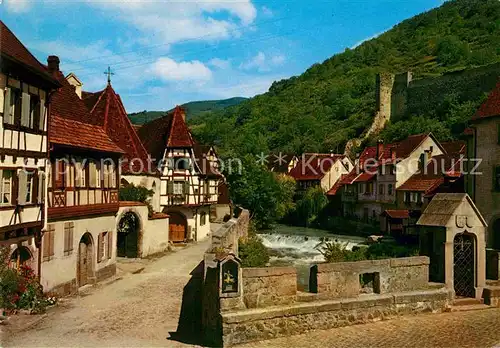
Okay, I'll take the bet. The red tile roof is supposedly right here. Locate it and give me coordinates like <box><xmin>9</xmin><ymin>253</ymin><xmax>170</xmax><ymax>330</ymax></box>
<box><xmin>473</xmin><ymin>80</ymin><xmax>500</xmax><ymax>120</ymax></box>
<box><xmin>441</xmin><ymin>141</ymin><xmax>466</xmax><ymax>157</ymax></box>
<box><xmin>83</xmin><ymin>84</ymin><xmax>154</xmax><ymax>174</ymax></box>
<box><xmin>398</xmin><ymin>154</ymin><xmax>463</xmax><ymax>193</ymax></box>
<box><xmin>354</xmin><ymin>172</ymin><xmax>376</xmax><ymax>183</ymax></box>
<box><xmin>0</xmin><ymin>21</ymin><xmax>57</xmax><ymax>84</ymax></box>
<box><xmin>49</xmin><ymin>71</ymin><xmax>123</xmax><ymax>154</ymax></box>
<box><xmin>168</xmin><ymin>106</ymin><xmax>194</xmax><ymax>148</ymax></box>
<box><xmin>393</xmin><ymin>133</ymin><xmax>429</xmax><ymax>159</ymax></box>
<box><xmin>289</xmin><ymin>153</ymin><xmax>346</xmax><ymax>181</ymax></box>
<box><xmin>383</xmin><ymin>210</ymin><xmax>409</xmax><ymax>219</ymax></box>
<box><xmin>326</xmin><ymin>175</ymin><xmax>347</xmax><ymax>196</ymax></box>
<box><xmin>50</xmin><ymin>116</ymin><xmax>123</xmax><ymax>154</ymax></box>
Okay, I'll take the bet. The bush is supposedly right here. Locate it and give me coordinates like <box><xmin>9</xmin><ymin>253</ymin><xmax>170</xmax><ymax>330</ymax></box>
<box><xmin>119</xmin><ymin>184</ymin><xmax>155</xmax><ymax>216</ymax></box>
<box><xmin>318</xmin><ymin>241</ymin><xmax>419</xmax><ymax>263</ymax></box>
<box><xmin>238</xmin><ymin>229</ymin><xmax>270</xmax><ymax>268</ymax></box>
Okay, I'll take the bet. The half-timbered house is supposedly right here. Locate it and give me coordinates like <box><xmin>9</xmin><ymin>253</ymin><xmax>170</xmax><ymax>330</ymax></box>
<box><xmin>82</xmin><ymin>82</ymin><xmax>171</xmax><ymax>258</ymax></box>
<box><xmin>138</xmin><ymin>107</ymin><xmax>220</xmax><ymax>242</ymax></box>
<box><xmin>0</xmin><ymin>21</ymin><xmax>59</xmax><ymax>275</ymax></box>
<box><xmin>43</xmin><ymin>57</ymin><xmax>124</xmax><ymax>295</ymax></box>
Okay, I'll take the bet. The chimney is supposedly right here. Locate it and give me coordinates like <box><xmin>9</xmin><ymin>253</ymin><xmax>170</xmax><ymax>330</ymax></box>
<box><xmin>377</xmin><ymin>140</ymin><xmax>384</xmax><ymax>160</ymax></box>
<box><xmin>47</xmin><ymin>55</ymin><xmax>60</xmax><ymax>73</ymax></box>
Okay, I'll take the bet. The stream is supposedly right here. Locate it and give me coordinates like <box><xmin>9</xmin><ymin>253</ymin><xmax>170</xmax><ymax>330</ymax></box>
<box><xmin>257</xmin><ymin>225</ymin><xmax>366</xmax><ymax>291</ymax></box>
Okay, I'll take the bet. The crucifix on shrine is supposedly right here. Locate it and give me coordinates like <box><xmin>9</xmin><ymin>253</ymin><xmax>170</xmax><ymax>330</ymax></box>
<box><xmin>104</xmin><ymin>66</ymin><xmax>115</xmax><ymax>85</ymax></box>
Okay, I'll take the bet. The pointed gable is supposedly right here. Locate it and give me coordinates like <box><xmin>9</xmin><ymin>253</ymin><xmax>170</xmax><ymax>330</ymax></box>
<box><xmin>167</xmin><ymin>106</ymin><xmax>194</xmax><ymax>148</ymax></box>
<box><xmin>84</xmin><ymin>84</ymin><xmax>154</xmax><ymax>174</ymax></box>
<box><xmin>473</xmin><ymin>80</ymin><xmax>500</xmax><ymax>120</ymax></box>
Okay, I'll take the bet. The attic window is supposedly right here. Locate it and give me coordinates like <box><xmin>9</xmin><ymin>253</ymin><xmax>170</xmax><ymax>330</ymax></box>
<box><xmin>173</xmin><ymin>156</ymin><xmax>189</xmax><ymax>170</ymax></box>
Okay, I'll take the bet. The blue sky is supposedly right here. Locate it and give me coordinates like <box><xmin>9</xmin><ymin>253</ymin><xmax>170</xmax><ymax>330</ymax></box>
<box><xmin>2</xmin><ymin>0</ymin><xmax>444</xmax><ymax>113</ymax></box>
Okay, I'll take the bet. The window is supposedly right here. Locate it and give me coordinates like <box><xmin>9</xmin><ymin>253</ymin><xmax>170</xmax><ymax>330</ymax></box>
<box><xmin>3</xmin><ymin>87</ymin><xmax>20</xmax><ymax>125</ymax></box>
<box><xmin>0</xmin><ymin>170</ymin><xmax>13</xmax><ymax>205</ymax></box>
<box><xmin>103</xmin><ymin>162</ymin><xmax>115</xmax><ymax>188</ymax></box>
<box><xmin>173</xmin><ymin>156</ymin><xmax>189</xmax><ymax>171</ymax></box>
<box><xmin>173</xmin><ymin>181</ymin><xmax>184</xmax><ymax>195</ymax></box>
<box><xmin>43</xmin><ymin>224</ymin><xmax>55</xmax><ymax>262</ymax></box>
<box><xmin>366</xmin><ymin>182</ymin><xmax>373</xmax><ymax>194</ymax></box>
<box><xmin>416</xmin><ymin>192</ymin><xmax>422</xmax><ymax>204</ymax></box>
<box><xmin>29</xmin><ymin>94</ymin><xmax>40</xmax><ymax>129</ymax></box>
<box><xmin>25</xmin><ymin>171</ymin><xmax>34</xmax><ymax>204</ymax></box>
<box><xmin>64</xmin><ymin>222</ymin><xmax>74</xmax><ymax>256</ymax></box>
<box><xmin>378</xmin><ymin>184</ymin><xmax>385</xmax><ymax>195</ymax></box>
<box><xmin>404</xmin><ymin>191</ymin><xmax>411</xmax><ymax>203</ymax></box>
<box><xmin>200</xmin><ymin>212</ymin><xmax>207</xmax><ymax>226</ymax></box>
<box><xmin>55</xmin><ymin>159</ymin><xmax>66</xmax><ymax>188</ymax></box>
<box><xmin>96</xmin><ymin>162</ymin><xmax>101</xmax><ymax>188</ymax></box>
<box><xmin>98</xmin><ymin>231</ymin><xmax>113</xmax><ymax>262</ymax></box>
<box><xmin>388</xmin><ymin>184</ymin><xmax>394</xmax><ymax>196</ymax></box>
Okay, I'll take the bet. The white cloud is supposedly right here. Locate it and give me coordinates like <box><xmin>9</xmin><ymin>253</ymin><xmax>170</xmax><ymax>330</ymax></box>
<box><xmin>240</xmin><ymin>52</ymin><xmax>267</xmax><ymax>71</ymax></box>
<box><xmin>150</xmin><ymin>57</ymin><xmax>212</xmax><ymax>82</ymax></box>
<box><xmin>4</xmin><ymin>0</ymin><xmax>31</xmax><ymax>13</ymax></box>
<box><xmin>240</xmin><ymin>52</ymin><xmax>286</xmax><ymax>72</ymax></box>
<box><xmin>271</xmin><ymin>55</ymin><xmax>286</xmax><ymax>66</ymax></box>
<box><xmin>261</xmin><ymin>6</ymin><xmax>273</xmax><ymax>17</ymax></box>
<box><xmin>209</xmin><ymin>58</ymin><xmax>232</xmax><ymax>70</ymax></box>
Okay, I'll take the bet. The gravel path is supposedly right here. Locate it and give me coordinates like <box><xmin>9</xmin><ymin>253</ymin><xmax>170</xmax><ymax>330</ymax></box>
<box><xmin>3</xmin><ymin>235</ymin><xmax>213</xmax><ymax>348</ymax></box>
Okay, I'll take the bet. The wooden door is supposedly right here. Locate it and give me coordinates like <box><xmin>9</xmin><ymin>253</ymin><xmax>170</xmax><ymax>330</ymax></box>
<box><xmin>78</xmin><ymin>242</ymin><xmax>88</xmax><ymax>286</ymax></box>
<box><xmin>169</xmin><ymin>213</ymin><xmax>187</xmax><ymax>242</ymax></box>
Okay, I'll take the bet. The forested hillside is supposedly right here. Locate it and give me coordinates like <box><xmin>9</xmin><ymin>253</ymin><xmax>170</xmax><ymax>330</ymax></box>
<box><xmin>128</xmin><ymin>97</ymin><xmax>246</xmax><ymax>124</ymax></box>
<box><xmin>190</xmin><ymin>0</ymin><xmax>500</xmax><ymax>157</ymax></box>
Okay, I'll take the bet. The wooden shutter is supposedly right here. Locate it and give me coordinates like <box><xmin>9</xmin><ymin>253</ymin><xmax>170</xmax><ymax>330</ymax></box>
<box><xmin>3</xmin><ymin>87</ymin><xmax>11</xmax><ymax>123</ymax></box>
<box><xmin>49</xmin><ymin>229</ymin><xmax>55</xmax><ymax>257</ymax></box>
<box><xmin>43</xmin><ymin>229</ymin><xmax>50</xmax><ymax>260</ymax></box>
<box><xmin>167</xmin><ymin>181</ymin><xmax>173</xmax><ymax>194</ymax></box>
<box><xmin>17</xmin><ymin>170</ymin><xmax>27</xmax><ymax>205</ymax></box>
<box><xmin>32</xmin><ymin>169</ymin><xmax>39</xmax><ymax>204</ymax></box>
<box><xmin>97</xmin><ymin>233</ymin><xmax>103</xmax><ymax>263</ymax></box>
<box><xmin>21</xmin><ymin>92</ymin><xmax>30</xmax><ymax>127</ymax></box>
<box><xmin>37</xmin><ymin>172</ymin><xmax>45</xmax><ymax>204</ymax></box>
<box><xmin>39</xmin><ymin>99</ymin><xmax>46</xmax><ymax>131</ymax></box>
<box><xmin>183</xmin><ymin>182</ymin><xmax>190</xmax><ymax>195</ymax></box>
<box><xmin>89</xmin><ymin>162</ymin><xmax>96</xmax><ymax>188</ymax></box>
<box><xmin>75</xmin><ymin>162</ymin><xmax>82</xmax><ymax>188</ymax></box>
<box><xmin>103</xmin><ymin>165</ymin><xmax>109</xmax><ymax>188</ymax></box>
<box><xmin>107</xmin><ymin>231</ymin><xmax>113</xmax><ymax>259</ymax></box>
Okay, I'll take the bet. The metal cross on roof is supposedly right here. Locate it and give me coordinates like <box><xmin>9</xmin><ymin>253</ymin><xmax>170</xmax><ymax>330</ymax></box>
<box><xmin>104</xmin><ymin>66</ymin><xmax>115</xmax><ymax>85</ymax></box>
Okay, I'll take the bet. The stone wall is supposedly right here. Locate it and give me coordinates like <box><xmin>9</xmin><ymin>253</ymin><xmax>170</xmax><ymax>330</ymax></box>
<box><xmin>222</xmin><ymin>288</ymin><xmax>452</xmax><ymax>346</ymax></box>
<box><xmin>242</xmin><ymin>267</ymin><xmax>297</xmax><ymax>309</ymax></box>
<box><xmin>207</xmin><ymin>209</ymin><xmax>250</xmax><ymax>255</ymax></box>
<box><xmin>486</xmin><ymin>249</ymin><xmax>500</xmax><ymax>280</ymax></box>
<box><xmin>310</xmin><ymin>257</ymin><xmax>429</xmax><ymax>299</ymax></box>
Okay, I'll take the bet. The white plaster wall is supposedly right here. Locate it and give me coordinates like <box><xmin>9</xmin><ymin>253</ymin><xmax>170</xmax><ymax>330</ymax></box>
<box><xmin>320</xmin><ymin>158</ymin><xmax>353</xmax><ymax>192</ymax></box>
<box><xmin>116</xmin><ymin>205</ymin><xmax>170</xmax><ymax>257</ymax></box>
<box><xmin>122</xmin><ymin>174</ymin><xmax>161</xmax><ymax>212</ymax></box>
<box><xmin>396</xmin><ymin>136</ymin><xmax>443</xmax><ymax>188</ymax></box>
<box><xmin>41</xmin><ymin>215</ymin><xmax>116</xmax><ymax>292</ymax></box>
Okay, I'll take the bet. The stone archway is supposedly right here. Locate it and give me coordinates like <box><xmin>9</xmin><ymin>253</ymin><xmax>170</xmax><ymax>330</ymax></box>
<box><xmin>453</xmin><ymin>232</ymin><xmax>476</xmax><ymax>297</ymax></box>
<box><xmin>9</xmin><ymin>246</ymin><xmax>33</xmax><ymax>271</ymax></box>
<box><xmin>117</xmin><ymin>211</ymin><xmax>142</xmax><ymax>258</ymax></box>
<box><xmin>169</xmin><ymin>212</ymin><xmax>187</xmax><ymax>243</ymax></box>
<box><xmin>77</xmin><ymin>233</ymin><xmax>95</xmax><ymax>287</ymax></box>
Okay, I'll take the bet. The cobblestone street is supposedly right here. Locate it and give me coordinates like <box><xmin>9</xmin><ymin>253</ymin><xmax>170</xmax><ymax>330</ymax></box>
<box><xmin>240</xmin><ymin>308</ymin><xmax>500</xmax><ymax>348</ymax></box>
<box><xmin>2</xmin><ymin>235</ymin><xmax>213</xmax><ymax>348</ymax></box>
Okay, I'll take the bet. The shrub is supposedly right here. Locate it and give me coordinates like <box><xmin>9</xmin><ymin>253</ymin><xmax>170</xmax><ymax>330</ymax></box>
<box><xmin>239</xmin><ymin>231</ymin><xmax>270</xmax><ymax>268</ymax></box>
<box><xmin>318</xmin><ymin>242</ymin><xmax>367</xmax><ymax>263</ymax></box>
<box><xmin>119</xmin><ymin>184</ymin><xmax>155</xmax><ymax>216</ymax></box>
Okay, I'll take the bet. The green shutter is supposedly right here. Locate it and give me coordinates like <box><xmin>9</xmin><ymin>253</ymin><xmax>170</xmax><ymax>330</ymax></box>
<box><xmin>167</xmin><ymin>181</ymin><xmax>173</xmax><ymax>194</ymax></box>
<box><xmin>21</xmin><ymin>92</ymin><xmax>30</xmax><ymax>127</ymax></box>
<box><xmin>184</xmin><ymin>182</ymin><xmax>190</xmax><ymax>195</ymax></box>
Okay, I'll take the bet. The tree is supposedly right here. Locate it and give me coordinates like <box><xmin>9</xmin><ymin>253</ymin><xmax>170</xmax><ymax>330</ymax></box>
<box><xmin>225</xmin><ymin>155</ymin><xmax>295</xmax><ymax>229</ymax></box>
<box><xmin>119</xmin><ymin>184</ymin><xmax>154</xmax><ymax>215</ymax></box>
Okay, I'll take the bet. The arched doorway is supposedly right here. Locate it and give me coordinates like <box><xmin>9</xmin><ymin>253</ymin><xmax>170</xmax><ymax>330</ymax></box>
<box><xmin>453</xmin><ymin>233</ymin><xmax>476</xmax><ymax>297</ymax></box>
<box><xmin>169</xmin><ymin>212</ymin><xmax>187</xmax><ymax>243</ymax></box>
<box><xmin>9</xmin><ymin>246</ymin><xmax>33</xmax><ymax>271</ymax></box>
<box><xmin>117</xmin><ymin>211</ymin><xmax>140</xmax><ymax>258</ymax></box>
<box><xmin>77</xmin><ymin>233</ymin><xmax>95</xmax><ymax>287</ymax></box>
